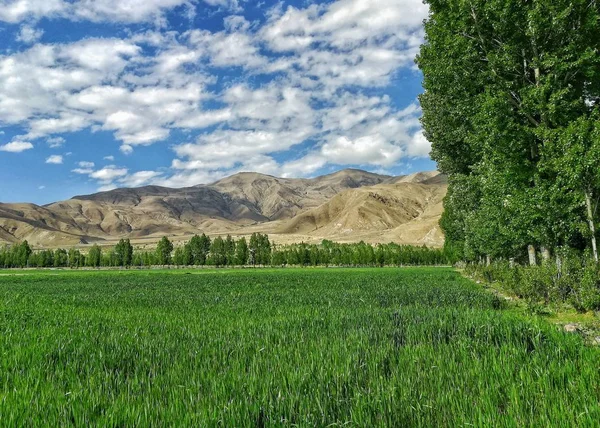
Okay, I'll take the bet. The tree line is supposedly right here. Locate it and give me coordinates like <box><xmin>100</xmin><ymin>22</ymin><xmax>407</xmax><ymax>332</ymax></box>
<box><xmin>0</xmin><ymin>234</ymin><xmax>452</xmax><ymax>269</ymax></box>
<box><xmin>418</xmin><ymin>0</ymin><xmax>600</xmax><ymax>265</ymax></box>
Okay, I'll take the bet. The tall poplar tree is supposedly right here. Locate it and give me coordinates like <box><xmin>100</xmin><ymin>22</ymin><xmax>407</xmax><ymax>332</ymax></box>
<box><xmin>418</xmin><ymin>0</ymin><xmax>600</xmax><ymax>261</ymax></box>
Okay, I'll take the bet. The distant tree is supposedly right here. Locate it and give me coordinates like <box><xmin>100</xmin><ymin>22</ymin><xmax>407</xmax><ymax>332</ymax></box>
<box><xmin>189</xmin><ymin>234</ymin><xmax>211</xmax><ymax>265</ymax></box>
<box><xmin>17</xmin><ymin>241</ymin><xmax>32</xmax><ymax>268</ymax></box>
<box><xmin>235</xmin><ymin>237</ymin><xmax>249</xmax><ymax>265</ymax></box>
<box><xmin>114</xmin><ymin>238</ymin><xmax>134</xmax><ymax>267</ymax></box>
<box><xmin>53</xmin><ymin>249</ymin><xmax>68</xmax><ymax>267</ymax></box>
<box><xmin>249</xmin><ymin>233</ymin><xmax>272</xmax><ymax>265</ymax></box>
<box><xmin>173</xmin><ymin>246</ymin><xmax>184</xmax><ymax>266</ymax></box>
<box><xmin>183</xmin><ymin>243</ymin><xmax>193</xmax><ymax>266</ymax></box>
<box><xmin>156</xmin><ymin>237</ymin><xmax>174</xmax><ymax>265</ymax></box>
<box><xmin>210</xmin><ymin>237</ymin><xmax>226</xmax><ymax>267</ymax></box>
<box><xmin>67</xmin><ymin>248</ymin><xmax>83</xmax><ymax>268</ymax></box>
<box><xmin>225</xmin><ymin>235</ymin><xmax>236</xmax><ymax>266</ymax></box>
<box><xmin>87</xmin><ymin>244</ymin><xmax>102</xmax><ymax>268</ymax></box>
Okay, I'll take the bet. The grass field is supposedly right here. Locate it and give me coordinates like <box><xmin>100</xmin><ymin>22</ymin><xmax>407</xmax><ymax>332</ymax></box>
<box><xmin>1</xmin><ymin>268</ymin><xmax>599</xmax><ymax>426</ymax></box>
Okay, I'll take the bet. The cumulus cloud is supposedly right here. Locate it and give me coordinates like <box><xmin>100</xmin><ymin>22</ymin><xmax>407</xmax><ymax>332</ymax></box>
<box><xmin>72</xmin><ymin>164</ymin><xmax>163</xmax><ymax>190</ymax></box>
<box><xmin>259</xmin><ymin>0</ymin><xmax>426</xmax><ymax>91</ymax></box>
<box><xmin>0</xmin><ymin>0</ymin><xmax>245</xmax><ymax>24</ymax></box>
<box><xmin>72</xmin><ymin>168</ymin><xmax>94</xmax><ymax>174</ymax></box>
<box><xmin>45</xmin><ymin>154</ymin><xmax>63</xmax><ymax>164</ymax></box>
<box><xmin>46</xmin><ymin>136</ymin><xmax>65</xmax><ymax>148</ymax></box>
<box><xmin>16</xmin><ymin>25</ymin><xmax>44</xmax><ymax>44</ymax></box>
<box><xmin>89</xmin><ymin>165</ymin><xmax>128</xmax><ymax>181</ymax></box>
<box><xmin>1</xmin><ymin>0</ymin><xmax>433</xmax><ymax>191</ymax></box>
<box><xmin>0</xmin><ymin>141</ymin><xmax>34</xmax><ymax>152</ymax></box>
<box><xmin>0</xmin><ymin>0</ymin><xmax>65</xmax><ymax>23</ymax></box>
<box><xmin>120</xmin><ymin>170</ymin><xmax>163</xmax><ymax>187</ymax></box>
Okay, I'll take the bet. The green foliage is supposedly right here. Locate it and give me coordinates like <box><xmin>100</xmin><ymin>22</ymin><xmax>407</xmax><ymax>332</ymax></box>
<box><xmin>249</xmin><ymin>233</ymin><xmax>271</xmax><ymax>265</ymax></box>
<box><xmin>1</xmin><ymin>237</ymin><xmax>454</xmax><ymax>270</ymax></box>
<box><xmin>208</xmin><ymin>236</ymin><xmax>226</xmax><ymax>267</ymax></box>
<box><xmin>471</xmin><ymin>251</ymin><xmax>600</xmax><ymax>313</ymax></box>
<box><xmin>114</xmin><ymin>239</ymin><xmax>134</xmax><ymax>267</ymax></box>
<box><xmin>0</xmin><ymin>241</ymin><xmax>33</xmax><ymax>268</ymax></box>
<box><xmin>235</xmin><ymin>237</ymin><xmax>249</xmax><ymax>265</ymax></box>
<box><xmin>188</xmin><ymin>234</ymin><xmax>211</xmax><ymax>266</ymax></box>
<box><xmin>0</xmin><ymin>269</ymin><xmax>598</xmax><ymax>425</ymax></box>
<box><xmin>87</xmin><ymin>244</ymin><xmax>102</xmax><ymax>268</ymax></box>
<box><xmin>418</xmin><ymin>0</ymin><xmax>600</xmax><ymax>260</ymax></box>
<box><xmin>155</xmin><ymin>237</ymin><xmax>173</xmax><ymax>265</ymax></box>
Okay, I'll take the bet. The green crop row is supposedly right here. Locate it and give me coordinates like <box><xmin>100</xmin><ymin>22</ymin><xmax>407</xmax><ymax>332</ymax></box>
<box><xmin>0</xmin><ymin>268</ymin><xmax>598</xmax><ymax>426</ymax></box>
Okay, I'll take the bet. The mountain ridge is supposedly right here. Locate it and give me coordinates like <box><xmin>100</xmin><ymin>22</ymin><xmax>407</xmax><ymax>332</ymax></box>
<box><xmin>0</xmin><ymin>169</ymin><xmax>447</xmax><ymax>248</ymax></box>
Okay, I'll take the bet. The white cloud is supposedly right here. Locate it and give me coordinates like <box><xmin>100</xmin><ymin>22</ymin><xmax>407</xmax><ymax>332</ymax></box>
<box><xmin>104</xmin><ymin>155</ymin><xmax>115</xmax><ymax>161</ymax></box>
<box><xmin>89</xmin><ymin>165</ymin><xmax>128</xmax><ymax>181</ymax></box>
<box><xmin>45</xmin><ymin>154</ymin><xmax>63</xmax><ymax>164</ymax></box>
<box><xmin>120</xmin><ymin>145</ymin><xmax>134</xmax><ymax>155</ymax></box>
<box><xmin>46</xmin><ymin>136</ymin><xmax>65</xmax><ymax>148</ymax></box>
<box><xmin>0</xmin><ymin>0</ymin><xmax>243</xmax><ymax>25</ymax></box>
<box><xmin>119</xmin><ymin>170</ymin><xmax>163</xmax><ymax>187</ymax></box>
<box><xmin>279</xmin><ymin>153</ymin><xmax>327</xmax><ymax>178</ymax></box>
<box><xmin>0</xmin><ymin>0</ymin><xmax>197</xmax><ymax>24</ymax></box>
<box><xmin>98</xmin><ymin>184</ymin><xmax>118</xmax><ymax>192</ymax></box>
<box><xmin>0</xmin><ymin>141</ymin><xmax>33</xmax><ymax>152</ymax></box>
<box><xmin>321</xmin><ymin>135</ymin><xmax>403</xmax><ymax>167</ymax></box>
<box><xmin>2</xmin><ymin>0</ymin><xmax>433</xmax><ymax>191</ymax></box>
<box><xmin>38</xmin><ymin>185</ymin><xmax>46</xmax><ymax>190</ymax></box>
<box><xmin>407</xmin><ymin>131</ymin><xmax>432</xmax><ymax>158</ymax></box>
<box><xmin>72</xmin><ymin>164</ymin><xmax>162</xmax><ymax>190</ymax></box>
<box><xmin>202</xmin><ymin>0</ymin><xmax>240</xmax><ymax>11</ymax></box>
<box><xmin>186</xmin><ymin>16</ymin><xmax>267</xmax><ymax>69</ymax></box>
<box><xmin>16</xmin><ymin>25</ymin><xmax>44</xmax><ymax>44</ymax></box>
<box><xmin>0</xmin><ymin>0</ymin><xmax>65</xmax><ymax>23</ymax></box>
<box><xmin>72</xmin><ymin>168</ymin><xmax>94</xmax><ymax>174</ymax></box>
<box><xmin>259</xmin><ymin>0</ymin><xmax>426</xmax><ymax>90</ymax></box>
<box><xmin>72</xmin><ymin>0</ymin><xmax>193</xmax><ymax>24</ymax></box>
<box><xmin>27</xmin><ymin>114</ymin><xmax>90</xmax><ymax>139</ymax></box>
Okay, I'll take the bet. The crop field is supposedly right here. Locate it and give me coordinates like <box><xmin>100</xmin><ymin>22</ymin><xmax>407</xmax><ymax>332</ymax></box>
<box><xmin>0</xmin><ymin>268</ymin><xmax>599</xmax><ymax>426</ymax></box>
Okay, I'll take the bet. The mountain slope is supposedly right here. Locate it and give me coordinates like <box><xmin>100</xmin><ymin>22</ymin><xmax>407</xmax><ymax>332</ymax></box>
<box><xmin>0</xmin><ymin>170</ymin><xmax>446</xmax><ymax>247</ymax></box>
<box><xmin>277</xmin><ymin>182</ymin><xmax>446</xmax><ymax>245</ymax></box>
<box><xmin>209</xmin><ymin>169</ymin><xmax>390</xmax><ymax>220</ymax></box>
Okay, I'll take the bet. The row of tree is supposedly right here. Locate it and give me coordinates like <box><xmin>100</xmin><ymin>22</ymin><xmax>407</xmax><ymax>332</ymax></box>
<box><xmin>418</xmin><ymin>0</ymin><xmax>600</xmax><ymax>264</ymax></box>
<box><xmin>0</xmin><ymin>234</ymin><xmax>452</xmax><ymax>269</ymax></box>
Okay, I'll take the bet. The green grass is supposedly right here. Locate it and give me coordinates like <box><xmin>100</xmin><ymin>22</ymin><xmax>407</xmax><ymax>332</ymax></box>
<box><xmin>0</xmin><ymin>268</ymin><xmax>599</xmax><ymax>426</ymax></box>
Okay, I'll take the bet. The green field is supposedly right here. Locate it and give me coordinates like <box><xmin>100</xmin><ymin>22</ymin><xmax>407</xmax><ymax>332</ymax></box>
<box><xmin>1</xmin><ymin>268</ymin><xmax>599</xmax><ymax>426</ymax></box>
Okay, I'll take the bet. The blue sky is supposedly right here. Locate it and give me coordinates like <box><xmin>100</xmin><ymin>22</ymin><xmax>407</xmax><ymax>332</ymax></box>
<box><xmin>0</xmin><ymin>0</ymin><xmax>435</xmax><ymax>204</ymax></box>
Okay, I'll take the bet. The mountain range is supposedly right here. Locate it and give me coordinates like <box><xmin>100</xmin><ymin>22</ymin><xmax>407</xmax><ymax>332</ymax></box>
<box><xmin>0</xmin><ymin>169</ymin><xmax>447</xmax><ymax>248</ymax></box>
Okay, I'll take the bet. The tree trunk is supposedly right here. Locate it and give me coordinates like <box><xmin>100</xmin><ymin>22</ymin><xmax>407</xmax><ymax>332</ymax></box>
<box><xmin>486</xmin><ymin>255</ymin><xmax>491</xmax><ymax>266</ymax></box>
<box><xmin>584</xmin><ymin>189</ymin><xmax>599</xmax><ymax>263</ymax></box>
<box><xmin>528</xmin><ymin>245</ymin><xmax>537</xmax><ymax>266</ymax></box>
<box><xmin>509</xmin><ymin>258</ymin><xmax>515</xmax><ymax>269</ymax></box>
<box><xmin>541</xmin><ymin>247</ymin><xmax>550</xmax><ymax>263</ymax></box>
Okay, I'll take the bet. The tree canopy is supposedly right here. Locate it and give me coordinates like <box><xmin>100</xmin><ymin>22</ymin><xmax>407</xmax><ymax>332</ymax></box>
<box><xmin>417</xmin><ymin>0</ymin><xmax>600</xmax><ymax>262</ymax></box>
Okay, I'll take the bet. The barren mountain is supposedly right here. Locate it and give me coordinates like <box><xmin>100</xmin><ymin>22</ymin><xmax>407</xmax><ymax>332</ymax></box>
<box><xmin>0</xmin><ymin>170</ymin><xmax>447</xmax><ymax>248</ymax></box>
<box><xmin>276</xmin><ymin>182</ymin><xmax>446</xmax><ymax>245</ymax></box>
<box><xmin>209</xmin><ymin>169</ymin><xmax>389</xmax><ymax>220</ymax></box>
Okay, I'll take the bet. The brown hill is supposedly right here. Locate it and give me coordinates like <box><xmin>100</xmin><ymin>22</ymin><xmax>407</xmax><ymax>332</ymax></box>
<box><xmin>0</xmin><ymin>169</ymin><xmax>446</xmax><ymax>248</ymax></box>
<box><xmin>209</xmin><ymin>169</ymin><xmax>389</xmax><ymax>220</ymax></box>
<box><xmin>276</xmin><ymin>182</ymin><xmax>446</xmax><ymax>245</ymax></box>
